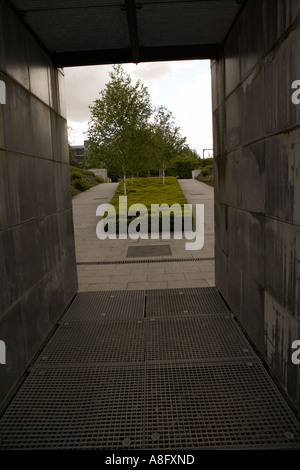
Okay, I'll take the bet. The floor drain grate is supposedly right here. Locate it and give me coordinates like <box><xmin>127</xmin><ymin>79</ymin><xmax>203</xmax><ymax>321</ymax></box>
<box><xmin>77</xmin><ymin>257</ymin><xmax>215</xmax><ymax>265</ymax></box>
<box><xmin>126</xmin><ymin>245</ymin><xmax>172</xmax><ymax>258</ymax></box>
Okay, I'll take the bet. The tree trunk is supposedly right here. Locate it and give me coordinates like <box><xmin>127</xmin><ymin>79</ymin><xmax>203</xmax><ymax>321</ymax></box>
<box><xmin>123</xmin><ymin>173</ymin><xmax>127</xmax><ymax>195</ymax></box>
<box><xmin>162</xmin><ymin>166</ymin><xmax>165</xmax><ymax>184</ymax></box>
<box><xmin>131</xmin><ymin>174</ymin><xmax>134</xmax><ymax>184</ymax></box>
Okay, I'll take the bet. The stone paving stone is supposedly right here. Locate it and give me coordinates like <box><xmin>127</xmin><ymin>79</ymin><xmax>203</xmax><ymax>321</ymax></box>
<box><xmin>167</xmin><ymin>279</ymin><xmax>210</xmax><ymax>289</ymax></box>
<box><xmin>85</xmin><ymin>283</ymin><xmax>128</xmax><ymax>291</ymax></box>
<box><xmin>127</xmin><ymin>281</ymin><xmax>168</xmax><ymax>290</ymax></box>
<box><xmin>184</xmin><ymin>271</ymin><xmax>213</xmax><ymax>280</ymax></box>
<box><xmin>147</xmin><ymin>272</ymin><xmax>185</xmax><ymax>282</ymax></box>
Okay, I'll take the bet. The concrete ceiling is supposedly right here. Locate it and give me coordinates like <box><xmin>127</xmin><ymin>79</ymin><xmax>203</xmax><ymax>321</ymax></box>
<box><xmin>8</xmin><ymin>0</ymin><xmax>245</xmax><ymax>67</ymax></box>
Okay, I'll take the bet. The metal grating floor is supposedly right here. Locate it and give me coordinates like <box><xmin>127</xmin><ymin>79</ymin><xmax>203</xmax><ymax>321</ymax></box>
<box><xmin>0</xmin><ymin>288</ymin><xmax>300</xmax><ymax>450</ymax></box>
<box><xmin>146</xmin><ymin>287</ymin><xmax>231</xmax><ymax>316</ymax></box>
<box><xmin>63</xmin><ymin>290</ymin><xmax>145</xmax><ymax>321</ymax></box>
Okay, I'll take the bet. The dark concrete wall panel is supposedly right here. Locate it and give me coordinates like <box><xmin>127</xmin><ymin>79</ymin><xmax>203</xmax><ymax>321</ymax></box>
<box><xmin>57</xmin><ymin>70</ymin><xmax>67</xmax><ymax>119</ymax></box>
<box><xmin>265</xmin><ymin>133</ymin><xmax>296</xmax><ymax>224</ymax></box>
<box><xmin>0</xmin><ymin>4</ymin><xmax>78</xmax><ymax>409</ymax></box>
<box><xmin>35</xmin><ymin>159</ymin><xmax>57</xmax><ymax>216</ymax></box>
<box><xmin>240</xmin><ymin>142</ymin><xmax>265</xmax><ymax>214</ymax></box>
<box><xmin>0</xmin><ymin>2</ymin><xmax>30</xmax><ymax>89</ymax></box>
<box><xmin>214</xmin><ymin>202</ymin><xmax>228</xmax><ymax>255</ymax></box>
<box><xmin>210</xmin><ymin>57</ymin><xmax>225</xmax><ymax>113</ymax></box>
<box><xmin>213</xmin><ymin>154</ymin><xmax>227</xmax><ymax>204</ymax></box>
<box><xmin>28</xmin><ymin>36</ymin><xmax>51</xmax><ymax>105</ymax></box>
<box><xmin>54</xmin><ymin>162</ymin><xmax>73</xmax><ymax>212</ymax></box>
<box><xmin>265</xmin><ymin>26</ymin><xmax>300</xmax><ymax>136</ymax></box>
<box><xmin>226</xmin><ymin>149</ymin><xmax>243</xmax><ymax>209</ymax></box>
<box><xmin>241</xmin><ymin>273</ymin><xmax>265</xmax><ymax>354</ymax></box>
<box><xmin>0</xmin><ymin>152</ymin><xmax>11</xmax><ymax>230</ymax></box>
<box><xmin>0</xmin><ymin>303</ymin><xmax>28</xmax><ymax>406</ymax></box>
<box><xmin>58</xmin><ymin>210</ymin><xmax>76</xmax><ymax>260</ymax></box>
<box><xmin>51</xmin><ymin>111</ymin><xmax>69</xmax><ymax>163</ymax></box>
<box><xmin>265</xmin><ymin>218</ymin><xmax>300</xmax><ymax>318</ymax></box>
<box><xmin>212</xmin><ymin>0</ymin><xmax>300</xmax><ymax>410</ymax></box>
<box><xmin>215</xmin><ymin>246</ymin><xmax>228</xmax><ymax>301</ymax></box>
<box><xmin>224</xmin><ymin>21</ymin><xmax>241</xmax><ymax>97</ymax></box>
<box><xmin>227</xmin><ymin>258</ymin><xmax>242</xmax><ymax>316</ymax></box>
<box><xmin>225</xmin><ymin>87</ymin><xmax>242</xmax><ymax>152</ymax></box>
<box><xmin>2</xmin><ymin>77</ymin><xmax>33</xmax><ymax>155</ymax></box>
<box><xmin>263</xmin><ymin>0</ymin><xmax>300</xmax><ymax>54</ymax></box>
<box><xmin>0</xmin><ymin>230</ymin><xmax>20</xmax><ymax>319</ymax></box>
<box><xmin>240</xmin><ymin>0</ymin><xmax>264</xmax><ymax>79</ymax></box>
<box><xmin>265</xmin><ymin>291</ymin><xmax>300</xmax><ymax>407</ymax></box>
<box><xmin>241</xmin><ymin>65</ymin><xmax>265</xmax><ymax>145</ymax></box>
<box><xmin>6</xmin><ymin>152</ymin><xmax>38</xmax><ymax>225</ymax></box>
<box><xmin>31</xmin><ymin>97</ymin><xmax>53</xmax><ymax>159</ymax></box>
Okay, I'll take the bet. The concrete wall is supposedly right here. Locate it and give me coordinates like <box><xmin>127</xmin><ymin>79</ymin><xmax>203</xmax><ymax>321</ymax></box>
<box><xmin>90</xmin><ymin>168</ymin><xmax>108</xmax><ymax>182</ymax></box>
<box><xmin>212</xmin><ymin>0</ymin><xmax>300</xmax><ymax>411</ymax></box>
<box><xmin>0</xmin><ymin>2</ymin><xmax>78</xmax><ymax>408</ymax></box>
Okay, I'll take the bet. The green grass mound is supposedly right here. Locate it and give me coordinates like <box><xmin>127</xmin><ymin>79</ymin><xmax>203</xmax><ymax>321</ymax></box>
<box><xmin>105</xmin><ymin>176</ymin><xmax>192</xmax><ymax>234</ymax></box>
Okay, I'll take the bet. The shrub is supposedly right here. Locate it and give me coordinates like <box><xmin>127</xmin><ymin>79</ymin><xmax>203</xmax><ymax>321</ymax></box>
<box><xmin>70</xmin><ymin>170</ymin><xmax>83</xmax><ymax>180</ymax></box>
<box><xmin>71</xmin><ymin>185</ymin><xmax>81</xmax><ymax>197</ymax></box>
<box><xmin>73</xmin><ymin>178</ymin><xmax>92</xmax><ymax>191</ymax></box>
<box><xmin>201</xmin><ymin>164</ymin><xmax>213</xmax><ymax>176</ymax></box>
<box><xmin>96</xmin><ymin>176</ymin><xmax>104</xmax><ymax>183</ymax></box>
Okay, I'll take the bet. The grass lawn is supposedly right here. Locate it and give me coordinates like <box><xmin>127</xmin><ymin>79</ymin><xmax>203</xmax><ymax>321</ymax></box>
<box><xmin>107</xmin><ymin>176</ymin><xmax>192</xmax><ymax>233</ymax></box>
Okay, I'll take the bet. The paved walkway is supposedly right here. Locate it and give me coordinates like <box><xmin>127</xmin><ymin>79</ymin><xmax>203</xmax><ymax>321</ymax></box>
<box><xmin>72</xmin><ymin>179</ymin><xmax>215</xmax><ymax>291</ymax></box>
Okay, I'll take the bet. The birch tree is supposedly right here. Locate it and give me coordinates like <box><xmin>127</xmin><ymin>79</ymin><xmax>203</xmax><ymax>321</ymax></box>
<box><xmin>87</xmin><ymin>65</ymin><xmax>152</xmax><ymax>194</ymax></box>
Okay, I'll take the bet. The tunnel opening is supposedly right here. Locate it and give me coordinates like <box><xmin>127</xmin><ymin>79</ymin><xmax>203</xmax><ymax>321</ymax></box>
<box><xmin>0</xmin><ymin>0</ymin><xmax>300</xmax><ymax>443</ymax></box>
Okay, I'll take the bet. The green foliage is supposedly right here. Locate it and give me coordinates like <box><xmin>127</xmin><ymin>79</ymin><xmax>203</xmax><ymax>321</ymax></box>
<box><xmin>150</xmin><ymin>106</ymin><xmax>186</xmax><ymax>183</ymax></box>
<box><xmin>96</xmin><ymin>176</ymin><xmax>104</xmax><ymax>183</ymax></box>
<box><xmin>198</xmin><ymin>157</ymin><xmax>213</xmax><ymax>168</ymax></box>
<box><xmin>73</xmin><ymin>178</ymin><xmax>92</xmax><ymax>191</ymax></box>
<box><xmin>70</xmin><ymin>166</ymin><xmax>100</xmax><ymax>196</ymax></box>
<box><xmin>86</xmin><ymin>66</ymin><xmax>189</xmax><ymax>190</ymax></box>
<box><xmin>202</xmin><ymin>177</ymin><xmax>214</xmax><ymax>186</ymax></box>
<box><xmin>87</xmin><ymin>65</ymin><xmax>152</xmax><ymax>187</ymax></box>
<box><xmin>70</xmin><ymin>166</ymin><xmax>94</xmax><ymax>176</ymax></box>
<box><xmin>107</xmin><ymin>176</ymin><xmax>192</xmax><ymax>232</ymax></box>
<box><xmin>201</xmin><ymin>164</ymin><xmax>213</xmax><ymax>176</ymax></box>
<box><xmin>69</xmin><ymin>145</ymin><xmax>79</xmax><ymax>167</ymax></box>
<box><xmin>70</xmin><ymin>170</ymin><xmax>83</xmax><ymax>180</ymax></box>
<box><xmin>71</xmin><ymin>185</ymin><xmax>81</xmax><ymax>197</ymax></box>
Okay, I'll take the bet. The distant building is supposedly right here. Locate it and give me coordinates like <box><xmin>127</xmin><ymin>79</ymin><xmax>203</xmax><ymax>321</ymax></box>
<box><xmin>71</xmin><ymin>140</ymin><xmax>90</xmax><ymax>164</ymax></box>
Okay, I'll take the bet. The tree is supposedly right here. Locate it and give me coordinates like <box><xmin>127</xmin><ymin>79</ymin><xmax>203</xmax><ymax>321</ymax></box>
<box><xmin>69</xmin><ymin>145</ymin><xmax>79</xmax><ymax>167</ymax></box>
<box><xmin>151</xmin><ymin>106</ymin><xmax>186</xmax><ymax>184</ymax></box>
<box><xmin>87</xmin><ymin>65</ymin><xmax>152</xmax><ymax>194</ymax></box>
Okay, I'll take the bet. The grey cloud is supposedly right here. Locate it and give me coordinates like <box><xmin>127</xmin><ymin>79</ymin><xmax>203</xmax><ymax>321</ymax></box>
<box><xmin>64</xmin><ymin>64</ymin><xmax>112</xmax><ymax>122</ymax></box>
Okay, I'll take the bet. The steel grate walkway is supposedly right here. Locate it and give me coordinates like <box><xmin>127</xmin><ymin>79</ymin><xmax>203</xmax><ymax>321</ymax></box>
<box><xmin>0</xmin><ymin>287</ymin><xmax>300</xmax><ymax>450</ymax></box>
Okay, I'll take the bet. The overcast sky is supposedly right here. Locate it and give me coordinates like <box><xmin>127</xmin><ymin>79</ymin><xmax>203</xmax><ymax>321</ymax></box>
<box><xmin>64</xmin><ymin>59</ymin><xmax>213</xmax><ymax>157</ymax></box>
